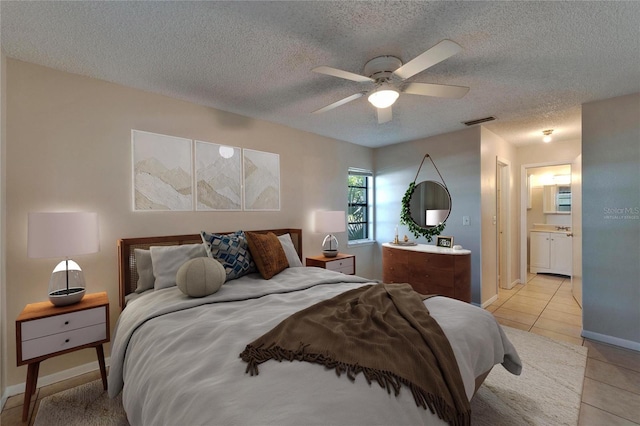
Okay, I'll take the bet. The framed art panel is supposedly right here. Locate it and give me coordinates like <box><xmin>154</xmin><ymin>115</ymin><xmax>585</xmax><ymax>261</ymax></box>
<box><xmin>195</xmin><ymin>141</ymin><xmax>242</xmax><ymax>211</ymax></box>
<box><xmin>243</xmin><ymin>149</ymin><xmax>280</xmax><ymax>211</ymax></box>
<box><xmin>132</xmin><ymin>130</ymin><xmax>193</xmax><ymax>211</ymax></box>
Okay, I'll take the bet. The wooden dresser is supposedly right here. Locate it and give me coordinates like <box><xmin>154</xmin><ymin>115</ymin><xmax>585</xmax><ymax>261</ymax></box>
<box><xmin>382</xmin><ymin>243</ymin><xmax>471</xmax><ymax>303</ymax></box>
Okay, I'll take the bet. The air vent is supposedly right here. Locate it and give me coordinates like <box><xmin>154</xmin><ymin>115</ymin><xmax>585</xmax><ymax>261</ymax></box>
<box><xmin>463</xmin><ymin>116</ymin><xmax>496</xmax><ymax>126</ymax></box>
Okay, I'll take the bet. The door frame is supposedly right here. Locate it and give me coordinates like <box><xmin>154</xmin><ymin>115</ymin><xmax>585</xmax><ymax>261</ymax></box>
<box><xmin>496</xmin><ymin>157</ymin><xmax>511</xmax><ymax>290</ymax></box>
<box><xmin>519</xmin><ymin>160</ymin><xmax>573</xmax><ymax>284</ymax></box>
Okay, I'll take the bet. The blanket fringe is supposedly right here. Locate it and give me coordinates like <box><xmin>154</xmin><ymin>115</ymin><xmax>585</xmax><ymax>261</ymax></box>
<box><xmin>239</xmin><ymin>343</ymin><xmax>470</xmax><ymax>426</ymax></box>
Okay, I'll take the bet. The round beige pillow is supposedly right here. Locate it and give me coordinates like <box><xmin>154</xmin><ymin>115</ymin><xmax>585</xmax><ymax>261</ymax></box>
<box><xmin>176</xmin><ymin>257</ymin><xmax>226</xmax><ymax>297</ymax></box>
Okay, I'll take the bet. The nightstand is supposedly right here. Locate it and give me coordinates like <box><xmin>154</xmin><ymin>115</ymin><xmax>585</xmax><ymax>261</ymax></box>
<box><xmin>306</xmin><ymin>253</ymin><xmax>356</xmax><ymax>275</ymax></box>
<box><xmin>16</xmin><ymin>292</ymin><xmax>110</xmax><ymax>421</ymax></box>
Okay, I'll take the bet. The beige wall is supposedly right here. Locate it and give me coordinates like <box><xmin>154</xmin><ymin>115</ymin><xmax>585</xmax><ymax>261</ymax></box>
<box><xmin>4</xmin><ymin>59</ymin><xmax>375</xmax><ymax>387</ymax></box>
<box><xmin>516</xmin><ymin>139</ymin><xmax>581</xmax><ymax>167</ymax></box>
<box><xmin>1</xmin><ymin>49</ymin><xmax>7</xmax><ymax>404</ymax></box>
<box><xmin>480</xmin><ymin>127</ymin><xmax>518</xmax><ymax>303</ymax></box>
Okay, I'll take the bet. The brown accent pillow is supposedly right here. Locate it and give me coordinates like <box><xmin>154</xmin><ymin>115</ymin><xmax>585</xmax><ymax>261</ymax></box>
<box><xmin>245</xmin><ymin>232</ymin><xmax>289</xmax><ymax>280</ymax></box>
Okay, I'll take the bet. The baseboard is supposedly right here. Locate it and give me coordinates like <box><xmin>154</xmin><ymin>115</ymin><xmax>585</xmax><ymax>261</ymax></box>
<box><xmin>481</xmin><ymin>294</ymin><xmax>498</xmax><ymax>308</ymax></box>
<box><xmin>582</xmin><ymin>330</ymin><xmax>640</xmax><ymax>352</ymax></box>
<box><xmin>5</xmin><ymin>357</ymin><xmax>110</xmax><ymax>398</ymax></box>
<box><xmin>1</xmin><ymin>389</ymin><xmax>8</xmax><ymax>411</ymax></box>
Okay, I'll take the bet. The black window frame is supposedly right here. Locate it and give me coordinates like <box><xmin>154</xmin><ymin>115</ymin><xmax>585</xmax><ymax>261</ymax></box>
<box><xmin>348</xmin><ymin>168</ymin><xmax>373</xmax><ymax>242</ymax></box>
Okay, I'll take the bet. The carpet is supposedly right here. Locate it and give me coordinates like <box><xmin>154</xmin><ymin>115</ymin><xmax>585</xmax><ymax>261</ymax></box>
<box><xmin>471</xmin><ymin>326</ymin><xmax>588</xmax><ymax>425</ymax></box>
<box><xmin>34</xmin><ymin>326</ymin><xmax>587</xmax><ymax>426</ymax></box>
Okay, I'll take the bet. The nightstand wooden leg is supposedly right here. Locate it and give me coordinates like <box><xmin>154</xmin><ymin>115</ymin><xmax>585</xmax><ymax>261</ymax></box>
<box><xmin>96</xmin><ymin>345</ymin><xmax>107</xmax><ymax>390</ymax></box>
<box><xmin>22</xmin><ymin>362</ymin><xmax>39</xmax><ymax>421</ymax></box>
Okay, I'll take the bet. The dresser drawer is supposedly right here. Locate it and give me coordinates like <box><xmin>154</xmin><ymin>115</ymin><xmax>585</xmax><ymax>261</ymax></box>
<box><xmin>21</xmin><ymin>306</ymin><xmax>106</xmax><ymax>341</ymax></box>
<box><xmin>325</xmin><ymin>256</ymin><xmax>355</xmax><ymax>274</ymax></box>
<box><xmin>382</xmin><ymin>246</ymin><xmax>408</xmax><ymax>266</ymax></box>
<box><xmin>407</xmin><ymin>251</ymin><xmax>454</xmax><ymax>269</ymax></box>
<box><xmin>21</xmin><ymin>323</ymin><xmax>107</xmax><ymax>361</ymax></box>
<box><xmin>410</xmin><ymin>266</ymin><xmax>455</xmax><ymax>288</ymax></box>
<box><xmin>383</xmin><ymin>265</ymin><xmax>407</xmax><ymax>284</ymax></box>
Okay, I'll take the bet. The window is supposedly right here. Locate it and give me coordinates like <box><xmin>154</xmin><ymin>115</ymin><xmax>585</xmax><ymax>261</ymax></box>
<box><xmin>348</xmin><ymin>168</ymin><xmax>374</xmax><ymax>243</ymax></box>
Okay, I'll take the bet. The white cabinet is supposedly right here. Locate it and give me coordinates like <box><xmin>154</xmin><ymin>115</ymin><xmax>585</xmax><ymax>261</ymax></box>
<box><xmin>530</xmin><ymin>232</ymin><xmax>550</xmax><ymax>269</ymax></box>
<box><xmin>529</xmin><ymin>231</ymin><xmax>572</xmax><ymax>276</ymax></box>
<box><xmin>550</xmin><ymin>233</ymin><xmax>572</xmax><ymax>276</ymax></box>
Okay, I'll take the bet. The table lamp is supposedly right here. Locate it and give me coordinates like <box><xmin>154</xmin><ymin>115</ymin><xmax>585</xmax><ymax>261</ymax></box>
<box><xmin>28</xmin><ymin>212</ymin><xmax>100</xmax><ymax>306</ymax></box>
<box><xmin>314</xmin><ymin>210</ymin><xmax>346</xmax><ymax>258</ymax></box>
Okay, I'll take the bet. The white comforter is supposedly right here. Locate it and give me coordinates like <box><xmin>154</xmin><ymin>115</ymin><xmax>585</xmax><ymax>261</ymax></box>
<box><xmin>109</xmin><ymin>267</ymin><xmax>521</xmax><ymax>426</ymax></box>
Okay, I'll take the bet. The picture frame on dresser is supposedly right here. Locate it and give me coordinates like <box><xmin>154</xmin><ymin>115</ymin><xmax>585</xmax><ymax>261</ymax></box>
<box><xmin>436</xmin><ymin>236</ymin><xmax>454</xmax><ymax>248</ymax></box>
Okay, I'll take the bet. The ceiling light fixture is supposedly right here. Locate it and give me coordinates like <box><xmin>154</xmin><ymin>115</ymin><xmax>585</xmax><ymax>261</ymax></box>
<box><xmin>542</xmin><ymin>129</ymin><xmax>553</xmax><ymax>143</ymax></box>
<box><xmin>368</xmin><ymin>85</ymin><xmax>399</xmax><ymax>109</ymax></box>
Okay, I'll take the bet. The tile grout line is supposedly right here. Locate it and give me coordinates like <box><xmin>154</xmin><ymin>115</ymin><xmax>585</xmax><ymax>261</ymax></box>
<box><xmin>584</xmin><ymin>363</ymin><xmax>640</xmax><ymax>397</ymax></box>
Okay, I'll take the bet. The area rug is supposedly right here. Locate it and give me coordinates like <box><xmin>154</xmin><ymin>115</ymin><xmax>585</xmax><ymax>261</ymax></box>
<box><xmin>471</xmin><ymin>326</ymin><xmax>588</xmax><ymax>425</ymax></box>
<box><xmin>34</xmin><ymin>326</ymin><xmax>587</xmax><ymax>426</ymax></box>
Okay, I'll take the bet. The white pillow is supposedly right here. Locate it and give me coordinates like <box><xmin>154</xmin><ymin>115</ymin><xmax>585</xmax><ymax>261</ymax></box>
<box><xmin>134</xmin><ymin>248</ymin><xmax>155</xmax><ymax>293</ymax></box>
<box><xmin>278</xmin><ymin>233</ymin><xmax>302</xmax><ymax>267</ymax></box>
<box><xmin>150</xmin><ymin>243</ymin><xmax>207</xmax><ymax>290</ymax></box>
<box><xmin>176</xmin><ymin>257</ymin><xmax>226</xmax><ymax>297</ymax></box>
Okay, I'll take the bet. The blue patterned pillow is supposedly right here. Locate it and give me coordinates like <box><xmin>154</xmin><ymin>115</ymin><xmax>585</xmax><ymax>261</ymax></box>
<box><xmin>200</xmin><ymin>230</ymin><xmax>256</xmax><ymax>281</ymax></box>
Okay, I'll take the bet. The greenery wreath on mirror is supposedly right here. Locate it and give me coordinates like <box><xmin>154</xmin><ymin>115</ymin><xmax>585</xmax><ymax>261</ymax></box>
<box><xmin>400</xmin><ymin>181</ymin><xmax>447</xmax><ymax>242</ymax></box>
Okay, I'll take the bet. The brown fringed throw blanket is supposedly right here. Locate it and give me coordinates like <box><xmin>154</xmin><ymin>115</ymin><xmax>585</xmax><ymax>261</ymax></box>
<box><xmin>240</xmin><ymin>283</ymin><xmax>470</xmax><ymax>426</ymax></box>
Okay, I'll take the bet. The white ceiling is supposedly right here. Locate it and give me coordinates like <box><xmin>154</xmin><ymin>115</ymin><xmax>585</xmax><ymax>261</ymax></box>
<box><xmin>1</xmin><ymin>1</ymin><xmax>639</xmax><ymax>148</ymax></box>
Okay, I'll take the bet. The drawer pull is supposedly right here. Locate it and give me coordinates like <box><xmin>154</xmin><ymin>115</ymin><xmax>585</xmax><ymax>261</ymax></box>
<box><xmin>65</xmin><ymin>339</ymin><xmax>70</xmax><ymax>343</ymax></box>
<box><xmin>64</xmin><ymin>321</ymin><xmax>69</xmax><ymax>325</ymax></box>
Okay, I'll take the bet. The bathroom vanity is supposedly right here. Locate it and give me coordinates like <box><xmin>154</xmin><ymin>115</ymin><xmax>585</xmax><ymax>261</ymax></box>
<box><xmin>529</xmin><ymin>227</ymin><xmax>572</xmax><ymax>276</ymax></box>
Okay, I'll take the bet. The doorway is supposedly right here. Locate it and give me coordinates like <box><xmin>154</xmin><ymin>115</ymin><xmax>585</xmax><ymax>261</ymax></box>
<box><xmin>519</xmin><ymin>161</ymin><xmax>574</xmax><ymax>284</ymax></box>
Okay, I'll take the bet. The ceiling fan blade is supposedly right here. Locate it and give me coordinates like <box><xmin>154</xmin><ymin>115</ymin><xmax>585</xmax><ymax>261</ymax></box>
<box><xmin>403</xmin><ymin>82</ymin><xmax>469</xmax><ymax>99</ymax></box>
<box><xmin>313</xmin><ymin>66</ymin><xmax>374</xmax><ymax>83</ymax></box>
<box><xmin>312</xmin><ymin>93</ymin><xmax>364</xmax><ymax>114</ymax></box>
<box><xmin>392</xmin><ymin>40</ymin><xmax>463</xmax><ymax>80</ymax></box>
<box><xmin>377</xmin><ymin>106</ymin><xmax>392</xmax><ymax>124</ymax></box>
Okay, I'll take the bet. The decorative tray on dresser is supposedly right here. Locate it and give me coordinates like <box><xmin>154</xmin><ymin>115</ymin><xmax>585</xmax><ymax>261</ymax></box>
<box><xmin>382</xmin><ymin>242</ymin><xmax>471</xmax><ymax>303</ymax></box>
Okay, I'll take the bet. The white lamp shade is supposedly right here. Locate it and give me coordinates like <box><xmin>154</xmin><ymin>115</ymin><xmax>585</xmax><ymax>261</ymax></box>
<box><xmin>314</xmin><ymin>211</ymin><xmax>346</xmax><ymax>233</ymax></box>
<box><xmin>28</xmin><ymin>212</ymin><xmax>100</xmax><ymax>259</ymax></box>
<box><xmin>368</xmin><ymin>88</ymin><xmax>399</xmax><ymax>109</ymax></box>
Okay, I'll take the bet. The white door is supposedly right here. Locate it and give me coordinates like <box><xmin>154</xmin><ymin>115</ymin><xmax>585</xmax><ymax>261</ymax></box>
<box><xmin>571</xmin><ymin>155</ymin><xmax>583</xmax><ymax>307</ymax></box>
<box><xmin>496</xmin><ymin>159</ymin><xmax>511</xmax><ymax>289</ymax></box>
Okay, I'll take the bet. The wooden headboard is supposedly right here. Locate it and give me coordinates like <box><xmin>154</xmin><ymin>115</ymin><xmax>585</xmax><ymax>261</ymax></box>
<box><xmin>117</xmin><ymin>228</ymin><xmax>303</xmax><ymax>310</ymax></box>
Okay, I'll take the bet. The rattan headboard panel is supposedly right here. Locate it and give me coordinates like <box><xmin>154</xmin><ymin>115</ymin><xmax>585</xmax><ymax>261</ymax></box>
<box><xmin>117</xmin><ymin>229</ymin><xmax>303</xmax><ymax>310</ymax></box>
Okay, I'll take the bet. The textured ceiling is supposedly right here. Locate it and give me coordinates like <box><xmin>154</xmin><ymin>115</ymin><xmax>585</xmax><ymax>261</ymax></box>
<box><xmin>1</xmin><ymin>1</ymin><xmax>639</xmax><ymax>148</ymax></box>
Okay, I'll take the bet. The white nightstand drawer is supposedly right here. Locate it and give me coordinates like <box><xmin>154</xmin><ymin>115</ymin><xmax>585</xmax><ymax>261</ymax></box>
<box><xmin>21</xmin><ymin>306</ymin><xmax>106</xmax><ymax>341</ymax></box>
<box><xmin>21</xmin><ymin>323</ymin><xmax>106</xmax><ymax>361</ymax></box>
<box><xmin>325</xmin><ymin>257</ymin><xmax>355</xmax><ymax>274</ymax></box>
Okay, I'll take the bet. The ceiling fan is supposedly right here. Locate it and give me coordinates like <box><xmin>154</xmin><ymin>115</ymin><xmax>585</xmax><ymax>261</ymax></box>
<box><xmin>312</xmin><ymin>40</ymin><xmax>469</xmax><ymax>124</ymax></box>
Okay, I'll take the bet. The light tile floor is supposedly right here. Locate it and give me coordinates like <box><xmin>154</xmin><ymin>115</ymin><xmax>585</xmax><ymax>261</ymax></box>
<box><xmin>487</xmin><ymin>273</ymin><xmax>640</xmax><ymax>425</ymax></box>
<box><xmin>3</xmin><ymin>274</ymin><xmax>639</xmax><ymax>424</ymax></box>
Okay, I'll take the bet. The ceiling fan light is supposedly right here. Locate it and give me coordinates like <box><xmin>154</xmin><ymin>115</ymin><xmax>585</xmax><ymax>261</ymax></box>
<box><xmin>368</xmin><ymin>88</ymin><xmax>399</xmax><ymax>109</ymax></box>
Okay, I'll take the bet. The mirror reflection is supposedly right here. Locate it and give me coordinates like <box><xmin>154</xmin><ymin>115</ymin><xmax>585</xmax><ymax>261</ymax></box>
<box><xmin>408</xmin><ymin>181</ymin><xmax>451</xmax><ymax>228</ymax></box>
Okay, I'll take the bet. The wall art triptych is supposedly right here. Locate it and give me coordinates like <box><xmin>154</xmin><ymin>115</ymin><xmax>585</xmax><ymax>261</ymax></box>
<box><xmin>132</xmin><ymin>130</ymin><xmax>280</xmax><ymax>212</ymax></box>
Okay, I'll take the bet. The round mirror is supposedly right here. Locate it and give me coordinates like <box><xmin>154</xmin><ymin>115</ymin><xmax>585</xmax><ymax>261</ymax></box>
<box><xmin>407</xmin><ymin>181</ymin><xmax>451</xmax><ymax>228</ymax></box>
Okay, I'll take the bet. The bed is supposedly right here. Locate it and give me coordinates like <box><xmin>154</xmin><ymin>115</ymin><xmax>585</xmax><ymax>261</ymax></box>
<box><xmin>108</xmin><ymin>228</ymin><xmax>521</xmax><ymax>426</ymax></box>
